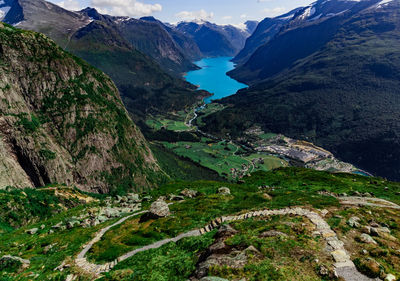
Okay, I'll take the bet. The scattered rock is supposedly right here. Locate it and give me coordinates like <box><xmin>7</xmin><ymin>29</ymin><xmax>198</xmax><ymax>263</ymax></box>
<box><xmin>0</xmin><ymin>255</ymin><xmax>30</xmax><ymax>270</ymax></box>
<box><xmin>218</xmin><ymin>187</ymin><xmax>231</xmax><ymax>195</ymax></box>
<box><xmin>26</xmin><ymin>228</ymin><xmax>38</xmax><ymax>235</ymax></box>
<box><xmin>319</xmin><ymin>265</ymin><xmax>329</xmax><ymax>276</ymax></box>
<box><xmin>320</xmin><ymin>209</ymin><xmax>329</xmax><ymax>217</ymax></box>
<box><xmin>148</xmin><ymin>198</ymin><xmax>170</xmax><ymax>218</ymax></box>
<box><xmin>347</xmin><ymin>216</ymin><xmax>361</xmax><ymax>228</ymax></box>
<box><xmin>200</xmin><ymin>277</ymin><xmax>229</xmax><ymax>281</ymax></box>
<box><xmin>126</xmin><ymin>193</ymin><xmax>140</xmax><ymax>202</ymax></box>
<box><xmin>52</xmin><ymin>222</ymin><xmax>63</xmax><ymax>229</ymax></box>
<box><xmin>385</xmin><ymin>274</ymin><xmax>396</xmax><ymax>281</ymax></box>
<box><xmin>65</xmin><ymin>274</ymin><xmax>76</xmax><ymax>281</ymax></box>
<box><xmin>362</xmin><ymin>226</ymin><xmax>371</xmax><ymax>234</ymax></box>
<box><xmin>216</xmin><ymin>224</ymin><xmax>238</xmax><ymax>238</ymax></box>
<box><xmin>180</xmin><ymin>188</ymin><xmax>198</xmax><ymax>198</ymax></box>
<box><xmin>262</xmin><ymin>193</ymin><xmax>272</xmax><ymax>200</ymax></box>
<box><xmin>169</xmin><ymin>194</ymin><xmax>185</xmax><ymax>201</ymax></box>
<box><xmin>66</xmin><ymin>220</ymin><xmax>80</xmax><ymax>229</ymax></box>
<box><xmin>244</xmin><ymin>245</ymin><xmax>261</xmax><ymax>255</ymax></box>
<box><xmin>259</xmin><ymin>230</ymin><xmax>288</xmax><ymax>238</ymax></box>
<box><xmin>360</xmin><ymin>234</ymin><xmax>377</xmax><ymax>244</ymax></box>
<box><xmin>40</xmin><ymin>224</ymin><xmax>45</xmax><ymax>230</ymax></box>
<box><xmin>142</xmin><ymin>196</ymin><xmax>152</xmax><ymax>201</ymax></box>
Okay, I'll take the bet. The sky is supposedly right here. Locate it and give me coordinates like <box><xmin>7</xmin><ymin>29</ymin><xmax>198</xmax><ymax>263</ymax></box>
<box><xmin>49</xmin><ymin>0</ymin><xmax>314</xmax><ymax>24</ymax></box>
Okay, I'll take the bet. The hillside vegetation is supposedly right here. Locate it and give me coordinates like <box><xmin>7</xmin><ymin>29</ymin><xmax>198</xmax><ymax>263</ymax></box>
<box><xmin>0</xmin><ymin>23</ymin><xmax>163</xmax><ymax>192</ymax></box>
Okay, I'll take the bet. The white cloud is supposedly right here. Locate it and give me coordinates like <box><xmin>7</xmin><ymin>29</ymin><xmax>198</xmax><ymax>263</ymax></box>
<box><xmin>90</xmin><ymin>0</ymin><xmax>162</xmax><ymax>17</ymax></box>
<box><xmin>240</xmin><ymin>14</ymin><xmax>247</xmax><ymax>19</ymax></box>
<box><xmin>57</xmin><ymin>0</ymin><xmax>81</xmax><ymax>11</ymax></box>
<box><xmin>222</xmin><ymin>16</ymin><xmax>233</xmax><ymax>20</ymax></box>
<box><xmin>175</xmin><ymin>9</ymin><xmax>214</xmax><ymax>22</ymax></box>
<box><xmin>262</xmin><ymin>7</ymin><xmax>286</xmax><ymax>17</ymax></box>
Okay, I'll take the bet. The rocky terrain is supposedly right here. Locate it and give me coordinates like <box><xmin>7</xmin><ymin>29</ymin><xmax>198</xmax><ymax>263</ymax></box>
<box><xmin>0</xmin><ymin>167</ymin><xmax>399</xmax><ymax>280</ymax></box>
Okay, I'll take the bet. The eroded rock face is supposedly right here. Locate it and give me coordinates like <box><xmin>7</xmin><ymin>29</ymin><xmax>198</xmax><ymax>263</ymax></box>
<box><xmin>0</xmin><ymin>25</ymin><xmax>163</xmax><ymax>192</ymax></box>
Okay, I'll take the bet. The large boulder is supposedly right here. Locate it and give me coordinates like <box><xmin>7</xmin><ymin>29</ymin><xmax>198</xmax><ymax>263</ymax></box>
<box><xmin>149</xmin><ymin>198</ymin><xmax>170</xmax><ymax>218</ymax></box>
<box><xmin>180</xmin><ymin>188</ymin><xmax>199</xmax><ymax>198</ymax></box>
<box><xmin>25</xmin><ymin>228</ymin><xmax>38</xmax><ymax>235</ymax></box>
<box><xmin>218</xmin><ymin>187</ymin><xmax>231</xmax><ymax>195</ymax></box>
<box><xmin>347</xmin><ymin>216</ymin><xmax>361</xmax><ymax>228</ymax></box>
<box><xmin>360</xmin><ymin>234</ymin><xmax>377</xmax><ymax>244</ymax></box>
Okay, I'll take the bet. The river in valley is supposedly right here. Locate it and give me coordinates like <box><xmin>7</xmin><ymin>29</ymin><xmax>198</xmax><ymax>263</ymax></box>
<box><xmin>185</xmin><ymin>57</ymin><xmax>247</xmax><ymax>104</ymax></box>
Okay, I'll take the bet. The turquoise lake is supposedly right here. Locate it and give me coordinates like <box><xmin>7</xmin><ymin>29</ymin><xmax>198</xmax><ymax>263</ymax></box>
<box><xmin>185</xmin><ymin>57</ymin><xmax>247</xmax><ymax>104</ymax></box>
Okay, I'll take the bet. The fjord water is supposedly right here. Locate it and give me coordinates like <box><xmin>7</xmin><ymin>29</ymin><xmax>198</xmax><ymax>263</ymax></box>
<box><xmin>185</xmin><ymin>57</ymin><xmax>247</xmax><ymax>103</ymax></box>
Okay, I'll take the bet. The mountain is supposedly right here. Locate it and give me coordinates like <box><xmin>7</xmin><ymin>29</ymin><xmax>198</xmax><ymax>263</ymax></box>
<box><xmin>140</xmin><ymin>16</ymin><xmax>203</xmax><ymax>62</ymax></box>
<box><xmin>2</xmin><ymin>0</ymin><xmax>198</xmax><ymax>74</ymax></box>
<box><xmin>0</xmin><ymin>23</ymin><xmax>163</xmax><ymax>193</ymax></box>
<box><xmin>232</xmin><ymin>9</ymin><xmax>301</xmax><ymax>64</ymax></box>
<box><xmin>1</xmin><ymin>0</ymin><xmax>90</xmax><ymax>47</ymax></box>
<box><xmin>203</xmin><ymin>0</ymin><xmax>400</xmax><ymax>181</ymax></box>
<box><xmin>66</xmin><ymin>19</ymin><xmax>207</xmax><ymax>122</ymax></box>
<box><xmin>244</xmin><ymin>20</ymin><xmax>259</xmax><ymax>35</ymax></box>
<box><xmin>116</xmin><ymin>16</ymin><xmax>198</xmax><ymax>74</ymax></box>
<box><xmin>175</xmin><ymin>21</ymin><xmax>250</xmax><ymax>57</ymax></box>
<box><xmin>2</xmin><ymin>1</ymin><xmax>207</xmax><ymax>123</ymax></box>
<box><xmin>230</xmin><ymin>0</ymin><xmax>381</xmax><ymax>82</ymax></box>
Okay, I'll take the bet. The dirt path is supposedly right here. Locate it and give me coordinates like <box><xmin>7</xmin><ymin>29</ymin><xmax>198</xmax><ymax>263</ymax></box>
<box><xmin>72</xmin><ymin>202</ymin><xmax>392</xmax><ymax>280</ymax></box>
<box><xmin>339</xmin><ymin>196</ymin><xmax>400</xmax><ymax>209</ymax></box>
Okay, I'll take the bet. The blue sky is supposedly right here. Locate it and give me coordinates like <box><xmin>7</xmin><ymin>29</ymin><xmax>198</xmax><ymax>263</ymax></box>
<box><xmin>50</xmin><ymin>0</ymin><xmax>314</xmax><ymax>24</ymax></box>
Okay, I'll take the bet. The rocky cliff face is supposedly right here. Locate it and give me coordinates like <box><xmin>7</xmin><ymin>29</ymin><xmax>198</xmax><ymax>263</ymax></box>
<box><xmin>0</xmin><ymin>23</ymin><xmax>163</xmax><ymax>192</ymax></box>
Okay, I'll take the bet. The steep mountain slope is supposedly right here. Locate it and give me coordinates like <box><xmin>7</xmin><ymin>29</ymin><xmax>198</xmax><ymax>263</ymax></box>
<box><xmin>203</xmin><ymin>0</ymin><xmax>400</xmax><ymax>180</ymax></box>
<box><xmin>141</xmin><ymin>16</ymin><xmax>203</xmax><ymax>61</ymax></box>
<box><xmin>0</xmin><ymin>23</ymin><xmax>163</xmax><ymax>192</ymax></box>
<box><xmin>66</xmin><ymin>20</ymin><xmax>206</xmax><ymax>122</ymax></box>
<box><xmin>175</xmin><ymin>21</ymin><xmax>250</xmax><ymax>57</ymax></box>
<box><xmin>117</xmin><ymin>17</ymin><xmax>198</xmax><ymax>74</ymax></box>
<box><xmin>230</xmin><ymin>0</ymin><xmax>381</xmax><ymax>82</ymax></box>
<box><xmin>244</xmin><ymin>20</ymin><xmax>259</xmax><ymax>35</ymax></box>
<box><xmin>3</xmin><ymin>0</ymin><xmax>90</xmax><ymax>47</ymax></box>
<box><xmin>232</xmin><ymin>9</ymin><xmax>301</xmax><ymax>65</ymax></box>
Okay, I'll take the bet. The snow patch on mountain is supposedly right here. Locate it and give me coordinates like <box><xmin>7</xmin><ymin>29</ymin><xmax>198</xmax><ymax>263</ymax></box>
<box><xmin>0</xmin><ymin>5</ymin><xmax>10</xmax><ymax>20</ymax></box>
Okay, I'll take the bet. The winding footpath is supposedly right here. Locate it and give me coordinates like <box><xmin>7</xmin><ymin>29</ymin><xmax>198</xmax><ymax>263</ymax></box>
<box><xmin>74</xmin><ymin>197</ymin><xmax>400</xmax><ymax>280</ymax></box>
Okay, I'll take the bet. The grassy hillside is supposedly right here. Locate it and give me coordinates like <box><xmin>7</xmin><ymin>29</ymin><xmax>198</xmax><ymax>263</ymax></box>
<box><xmin>0</xmin><ymin>167</ymin><xmax>399</xmax><ymax>280</ymax></box>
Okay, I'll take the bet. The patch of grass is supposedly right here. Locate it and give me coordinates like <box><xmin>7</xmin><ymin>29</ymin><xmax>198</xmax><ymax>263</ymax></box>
<box><xmin>102</xmin><ymin>232</ymin><xmax>215</xmax><ymax>281</ymax></box>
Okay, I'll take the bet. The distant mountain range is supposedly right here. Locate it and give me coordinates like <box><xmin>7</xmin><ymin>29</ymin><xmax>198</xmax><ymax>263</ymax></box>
<box><xmin>0</xmin><ymin>0</ymin><xmax>212</xmax><ymax>124</ymax></box>
<box><xmin>203</xmin><ymin>0</ymin><xmax>400</xmax><ymax>181</ymax></box>
<box><xmin>176</xmin><ymin>20</ymin><xmax>252</xmax><ymax>57</ymax></box>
